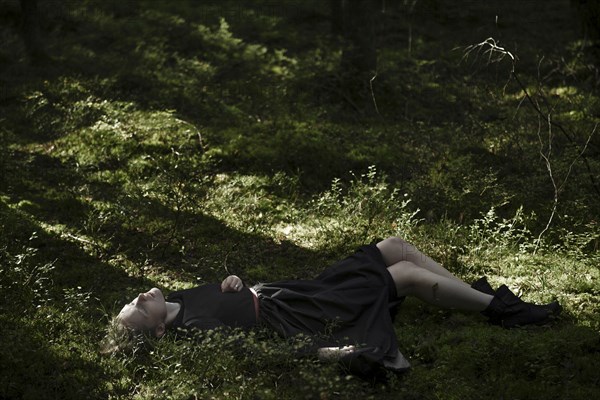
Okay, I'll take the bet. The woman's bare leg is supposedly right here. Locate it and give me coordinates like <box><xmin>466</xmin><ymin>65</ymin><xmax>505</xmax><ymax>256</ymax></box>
<box><xmin>387</xmin><ymin>260</ymin><xmax>492</xmax><ymax>311</ymax></box>
<box><xmin>377</xmin><ymin>237</ymin><xmax>471</xmax><ymax>288</ymax></box>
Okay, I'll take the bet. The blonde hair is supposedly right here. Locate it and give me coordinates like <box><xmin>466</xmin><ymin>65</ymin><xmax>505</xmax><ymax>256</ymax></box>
<box><xmin>100</xmin><ymin>316</ymin><xmax>150</xmax><ymax>355</ymax></box>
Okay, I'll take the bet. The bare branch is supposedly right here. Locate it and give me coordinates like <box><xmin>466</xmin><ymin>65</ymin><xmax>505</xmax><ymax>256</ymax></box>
<box><xmin>464</xmin><ymin>37</ymin><xmax>600</xmax><ymax>248</ymax></box>
<box><xmin>369</xmin><ymin>72</ymin><xmax>381</xmax><ymax>117</ymax></box>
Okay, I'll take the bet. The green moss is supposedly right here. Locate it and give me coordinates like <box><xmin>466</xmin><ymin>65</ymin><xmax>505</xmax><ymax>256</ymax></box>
<box><xmin>0</xmin><ymin>0</ymin><xmax>599</xmax><ymax>398</ymax></box>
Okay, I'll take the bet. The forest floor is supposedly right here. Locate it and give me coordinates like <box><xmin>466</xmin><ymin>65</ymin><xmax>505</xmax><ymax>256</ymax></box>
<box><xmin>1</xmin><ymin>0</ymin><xmax>599</xmax><ymax>399</ymax></box>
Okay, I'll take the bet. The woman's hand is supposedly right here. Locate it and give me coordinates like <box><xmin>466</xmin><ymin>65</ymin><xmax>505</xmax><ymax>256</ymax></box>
<box><xmin>221</xmin><ymin>275</ymin><xmax>244</xmax><ymax>293</ymax></box>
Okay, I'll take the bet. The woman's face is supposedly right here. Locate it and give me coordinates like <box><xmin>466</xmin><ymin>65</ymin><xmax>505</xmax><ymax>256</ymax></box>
<box><xmin>118</xmin><ymin>287</ymin><xmax>167</xmax><ymax>336</ymax></box>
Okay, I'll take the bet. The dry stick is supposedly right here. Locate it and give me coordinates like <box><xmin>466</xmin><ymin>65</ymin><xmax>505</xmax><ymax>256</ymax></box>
<box><xmin>513</xmin><ymin>72</ymin><xmax>599</xmax><ymax>249</ymax></box>
<box><xmin>510</xmin><ymin>71</ymin><xmax>600</xmax><ymax>198</ymax></box>
<box><xmin>369</xmin><ymin>72</ymin><xmax>381</xmax><ymax>116</ymax></box>
<box><xmin>176</xmin><ymin>118</ymin><xmax>205</xmax><ymax>153</ymax></box>
<box><xmin>534</xmin><ymin>117</ymin><xmax>597</xmax><ymax>252</ymax></box>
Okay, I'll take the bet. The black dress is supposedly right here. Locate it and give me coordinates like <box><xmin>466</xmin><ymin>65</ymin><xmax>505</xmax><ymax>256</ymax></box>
<box><xmin>254</xmin><ymin>244</ymin><xmax>410</xmax><ymax>376</ymax></box>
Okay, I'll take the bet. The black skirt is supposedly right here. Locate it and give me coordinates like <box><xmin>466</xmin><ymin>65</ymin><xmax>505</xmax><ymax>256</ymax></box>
<box><xmin>253</xmin><ymin>244</ymin><xmax>410</xmax><ymax>376</ymax></box>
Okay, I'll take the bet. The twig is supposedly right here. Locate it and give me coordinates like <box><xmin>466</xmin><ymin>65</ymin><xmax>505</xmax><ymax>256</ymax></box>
<box><xmin>369</xmin><ymin>72</ymin><xmax>381</xmax><ymax>117</ymax></box>
<box><xmin>534</xmin><ymin>120</ymin><xmax>597</xmax><ymax>252</ymax></box>
<box><xmin>175</xmin><ymin>118</ymin><xmax>205</xmax><ymax>153</ymax></box>
<box><xmin>64</xmin><ymin>232</ymin><xmax>94</xmax><ymax>245</ymax></box>
<box><xmin>511</xmin><ymin>71</ymin><xmax>600</xmax><ymax>197</ymax></box>
<box><xmin>223</xmin><ymin>252</ymin><xmax>231</xmax><ymax>275</ymax></box>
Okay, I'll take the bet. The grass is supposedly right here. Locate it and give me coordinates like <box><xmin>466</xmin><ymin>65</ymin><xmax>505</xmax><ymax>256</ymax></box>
<box><xmin>1</xmin><ymin>0</ymin><xmax>599</xmax><ymax>398</ymax></box>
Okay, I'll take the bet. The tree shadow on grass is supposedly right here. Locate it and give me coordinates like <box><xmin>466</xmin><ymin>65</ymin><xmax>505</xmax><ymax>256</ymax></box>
<box><xmin>0</xmin><ymin>199</ymin><xmax>132</xmax><ymax>399</ymax></box>
<box><xmin>0</xmin><ymin>313</ymin><xmax>109</xmax><ymax>399</ymax></box>
<box><xmin>1</xmin><ymin>141</ymin><xmax>325</xmax><ymax>289</ymax></box>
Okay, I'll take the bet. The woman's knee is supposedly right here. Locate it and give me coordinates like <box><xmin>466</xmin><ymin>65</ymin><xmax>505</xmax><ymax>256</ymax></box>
<box><xmin>381</xmin><ymin>236</ymin><xmax>407</xmax><ymax>247</ymax></box>
<box><xmin>377</xmin><ymin>236</ymin><xmax>410</xmax><ymax>266</ymax></box>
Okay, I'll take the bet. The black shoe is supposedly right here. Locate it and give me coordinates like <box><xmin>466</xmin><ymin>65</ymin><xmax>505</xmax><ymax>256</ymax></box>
<box><xmin>482</xmin><ymin>285</ymin><xmax>561</xmax><ymax>328</ymax></box>
<box><xmin>471</xmin><ymin>276</ymin><xmax>495</xmax><ymax>296</ymax></box>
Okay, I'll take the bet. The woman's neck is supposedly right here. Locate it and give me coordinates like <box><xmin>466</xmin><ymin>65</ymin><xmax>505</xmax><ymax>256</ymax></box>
<box><xmin>164</xmin><ymin>301</ymin><xmax>181</xmax><ymax>326</ymax></box>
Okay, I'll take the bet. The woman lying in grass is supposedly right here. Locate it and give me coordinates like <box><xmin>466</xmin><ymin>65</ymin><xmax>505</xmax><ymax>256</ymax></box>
<box><xmin>104</xmin><ymin>237</ymin><xmax>561</xmax><ymax>377</ymax></box>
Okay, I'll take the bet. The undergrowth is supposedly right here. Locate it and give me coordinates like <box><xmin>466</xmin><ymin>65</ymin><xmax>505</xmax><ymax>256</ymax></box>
<box><xmin>1</xmin><ymin>0</ymin><xmax>599</xmax><ymax>399</ymax></box>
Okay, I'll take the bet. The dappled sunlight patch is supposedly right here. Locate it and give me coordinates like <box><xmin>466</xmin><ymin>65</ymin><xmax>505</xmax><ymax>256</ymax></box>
<box><xmin>272</xmin><ymin>222</ymin><xmax>321</xmax><ymax>248</ymax></box>
<box><xmin>550</xmin><ymin>86</ymin><xmax>579</xmax><ymax>97</ymax></box>
<box><xmin>201</xmin><ymin>167</ymin><xmax>422</xmax><ymax>253</ymax></box>
<box><xmin>54</xmin><ymin>101</ymin><xmax>203</xmax><ymax>171</ymax></box>
<box><xmin>301</xmin><ymin>167</ymin><xmax>421</xmax><ymax>250</ymax></box>
<box><xmin>202</xmin><ymin>172</ymin><xmax>299</xmax><ymax>235</ymax></box>
<box><xmin>37</xmin><ymin>219</ymin><xmax>111</xmax><ymax>255</ymax></box>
